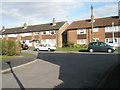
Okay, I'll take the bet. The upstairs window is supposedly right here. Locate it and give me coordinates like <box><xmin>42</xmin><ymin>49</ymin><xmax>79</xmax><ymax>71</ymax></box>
<box><xmin>34</xmin><ymin>32</ymin><xmax>39</xmax><ymax>35</ymax></box>
<box><xmin>105</xmin><ymin>26</ymin><xmax>120</xmax><ymax>32</ymax></box>
<box><xmin>77</xmin><ymin>29</ymin><xmax>86</xmax><ymax>34</ymax></box>
<box><xmin>41</xmin><ymin>31</ymin><xmax>50</xmax><ymax>35</ymax></box>
<box><xmin>50</xmin><ymin>30</ymin><xmax>56</xmax><ymax>35</ymax></box>
<box><xmin>93</xmin><ymin>28</ymin><xmax>99</xmax><ymax>32</ymax></box>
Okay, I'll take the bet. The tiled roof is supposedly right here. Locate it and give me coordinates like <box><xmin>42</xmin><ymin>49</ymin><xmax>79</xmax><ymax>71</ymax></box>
<box><xmin>2</xmin><ymin>21</ymin><xmax>67</xmax><ymax>34</ymax></box>
<box><xmin>67</xmin><ymin>16</ymin><xmax>119</xmax><ymax>30</ymax></box>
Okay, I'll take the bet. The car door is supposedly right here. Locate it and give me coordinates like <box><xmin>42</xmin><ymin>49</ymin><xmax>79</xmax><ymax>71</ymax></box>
<box><xmin>92</xmin><ymin>42</ymin><xmax>100</xmax><ymax>51</ymax></box>
<box><xmin>98</xmin><ymin>42</ymin><xmax>108</xmax><ymax>51</ymax></box>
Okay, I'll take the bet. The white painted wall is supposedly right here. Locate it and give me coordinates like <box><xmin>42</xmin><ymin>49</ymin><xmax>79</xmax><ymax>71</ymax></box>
<box><xmin>20</xmin><ymin>33</ymin><xmax>32</xmax><ymax>37</ymax></box>
<box><xmin>8</xmin><ymin>34</ymin><xmax>17</xmax><ymax>37</ymax></box>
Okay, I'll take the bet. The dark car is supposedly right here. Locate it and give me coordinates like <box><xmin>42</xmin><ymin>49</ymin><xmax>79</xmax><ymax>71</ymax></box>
<box><xmin>21</xmin><ymin>44</ymin><xmax>29</xmax><ymax>50</ymax></box>
<box><xmin>88</xmin><ymin>42</ymin><xmax>116</xmax><ymax>53</ymax></box>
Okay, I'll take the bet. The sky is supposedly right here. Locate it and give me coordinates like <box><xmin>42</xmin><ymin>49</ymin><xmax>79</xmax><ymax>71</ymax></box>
<box><xmin>0</xmin><ymin>0</ymin><xmax>119</xmax><ymax>29</ymax></box>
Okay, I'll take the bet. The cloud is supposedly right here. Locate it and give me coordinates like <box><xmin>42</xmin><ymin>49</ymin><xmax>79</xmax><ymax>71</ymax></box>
<box><xmin>0</xmin><ymin>0</ymin><xmax>83</xmax><ymax>28</ymax></box>
<box><xmin>73</xmin><ymin>4</ymin><xmax>118</xmax><ymax>21</ymax></box>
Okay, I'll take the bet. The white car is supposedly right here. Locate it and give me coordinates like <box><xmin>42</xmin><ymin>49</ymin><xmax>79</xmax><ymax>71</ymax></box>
<box><xmin>34</xmin><ymin>44</ymin><xmax>56</xmax><ymax>51</ymax></box>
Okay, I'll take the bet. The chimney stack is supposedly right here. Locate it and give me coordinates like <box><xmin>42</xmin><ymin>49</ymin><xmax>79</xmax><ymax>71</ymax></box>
<box><xmin>52</xmin><ymin>18</ymin><xmax>56</xmax><ymax>26</ymax></box>
<box><xmin>2</xmin><ymin>26</ymin><xmax>5</xmax><ymax>31</ymax></box>
<box><xmin>23</xmin><ymin>23</ymin><xmax>27</xmax><ymax>29</ymax></box>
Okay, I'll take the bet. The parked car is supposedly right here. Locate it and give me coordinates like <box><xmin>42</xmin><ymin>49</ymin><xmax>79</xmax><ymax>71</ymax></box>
<box><xmin>21</xmin><ymin>44</ymin><xmax>29</xmax><ymax>50</ymax></box>
<box><xmin>88</xmin><ymin>42</ymin><xmax>116</xmax><ymax>53</ymax></box>
<box><xmin>34</xmin><ymin>44</ymin><xmax>56</xmax><ymax>51</ymax></box>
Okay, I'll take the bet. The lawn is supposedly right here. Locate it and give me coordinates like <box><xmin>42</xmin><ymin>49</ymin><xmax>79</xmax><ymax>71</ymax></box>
<box><xmin>56</xmin><ymin>47</ymin><xmax>120</xmax><ymax>52</ymax></box>
<box><xmin>0</xmin><ymin>52</ymin><xmax>36</xmax><ymax>61</ymax></box>
<box><xmin>28</xmin><ymin>46</ymin><xmax>35</xmax><ymax>50</ymax></box>
<box><xmin>56</xmin><ymin>47</ymin><xmax>88</xmax><ymax>51</ymax></box>
<box><xmin>116</xmin><ymin>47</ymin><xmax>120</xmax><ymax>52</ymax></box>
<box><xmin>0</xmin><ymin>55</ymin><xmax>19</xmax><ymax>61</ymax></box>
<box><xmin>21</xmin><ymin>52</ymin><xmax>36</xmax><ymax>56</ymax></box>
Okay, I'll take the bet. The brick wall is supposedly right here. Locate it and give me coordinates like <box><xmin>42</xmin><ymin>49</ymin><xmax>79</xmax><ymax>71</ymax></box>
<box><xmin>57</xmin><ymin>22</ymin><xmax>69</xmax><ymax>47</ymax></box>
<box><xmin>42</xmin><ymin>34</ymin><xmax>56</xmax><ymax>39</ymax></box>
<box><xmin>94</xmin><ymin>27</ymin><xmax>105</xmax><ymax>42</ymax></box>
<box><xmin>67</xmin><ymin>29</ymin><xmax>77</xmax><ymax>44</ymax></box>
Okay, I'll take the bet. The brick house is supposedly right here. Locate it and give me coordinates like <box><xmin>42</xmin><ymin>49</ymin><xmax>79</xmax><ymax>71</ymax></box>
<box><xmin>67</xmin><ymin>16</ymin><xmax>120</xmax><ymax>47</ymax></box>
<box><xmin>0</xmin><ymin>19</ymin><xmax>69</xmax><ymax>47</ymax></box>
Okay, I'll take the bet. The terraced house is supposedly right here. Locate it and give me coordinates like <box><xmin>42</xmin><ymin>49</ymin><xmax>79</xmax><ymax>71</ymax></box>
<box><xmin>67</xmin><ymin>16</ymin><xmax>120</xmax><ymax>47</ymax></box>
<box><xmin>0</xmin><ymin>19</ymin><xmax>69</xmax><ymax>47</ymax></box>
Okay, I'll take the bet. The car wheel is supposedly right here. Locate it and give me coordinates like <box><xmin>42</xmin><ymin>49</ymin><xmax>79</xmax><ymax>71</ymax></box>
<box><xmin>89</xmin><ymin>48</ymin><xmax>93</xmax><ymax>52</ymax></box>
<box><xmin>107</xmin><ymin>49</ymin><xmax>112</xmax><ymax>53</ymax></box>
<box><xmin>48</xmin><ymin>48</ymin><xmax>51</xmax><ymax>52</ymax></box>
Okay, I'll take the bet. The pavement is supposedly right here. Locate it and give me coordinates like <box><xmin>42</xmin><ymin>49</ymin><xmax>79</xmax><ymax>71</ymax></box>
<box><xmin>2</xmin><ymin>51</ymin><xmax>119</xmax><ymax>88</ymax></box>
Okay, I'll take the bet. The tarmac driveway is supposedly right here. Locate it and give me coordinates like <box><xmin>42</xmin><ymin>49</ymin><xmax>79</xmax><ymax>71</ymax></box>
<box><xmin>2</xmin><ymin>52</ymin><xmax>119</xmax><ymax>88</ymax></box>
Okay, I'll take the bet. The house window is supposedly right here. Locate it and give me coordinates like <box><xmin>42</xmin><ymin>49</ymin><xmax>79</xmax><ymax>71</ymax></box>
<box><xmin>50</xmin><ymin>31</ymin><xmax>56</xmax><ymax>35</ymax></box>
<box><xmin>20</xmin><ymin>33</ymin><xmax>32</xmax><ymax>37</ymax></box>
<box><xmin>41</xmin><ymin>31</ymin><xmax>50</xmax><ymax>35</ymax></box>
<box><xmin>35</xmin><ymin>32</ymin><xmax>39</xmax><ymax>35</ymax></box>
<box><xmin>93</xmin><ymin>28</ymin><xmax>99</xmax><ymax>32</ymax></box>
<box><xmin>77</xmin><ymin>29</ymin><xmax>86</xmax><ymax>34</ymax></box>
<box><xmin>8</xmin><ymin>34</ymin><xmax>17</xmax><ymax>37</ymax></box>
<box><xmin>105</xmin><ymin>38</ymin><xmax>118</xmax><ymax>43</ymax></box>
<box><xmin>105</xmin><ymin>26</ymin><xmax>120</xmax><ymax>32</ymax></box>
<box><xmin>93</xmin><ymin>38</ymin><xmax>99</xmax><ymax>42</ymax></box>
<box><xmin>42</xmin><ymin>31</ymin><xmax>46</xmax><ymax>35</ymax></box>
<box><xmin>105</xmin><ymin>27</ymin><xmax>112</xmax><ymax>32</ymax></box>
<box><xmin>77</xmin><ymin>39</ymin><xmax>86</xmax><ymax>44</ymax></box>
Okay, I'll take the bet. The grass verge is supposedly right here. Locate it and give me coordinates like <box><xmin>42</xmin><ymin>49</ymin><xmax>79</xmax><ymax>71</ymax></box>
<box><xmin>115</xmin><ymin>47</ymin><xmax>120</xmax><ymax>52</ymax></box>
<box><xmin>0</xmin><ymin>52</ymin><xmax>36</xmax><ymax>61</ymax></box>
<box><xmin>28</xmin><ymin>46</ymin><xmax>35</xmax><ymax>50</ymax></box>
<box><xmin>56</xmin><ymin>47</ymin><xmax>88</xmax><ymax>51</ymax></box>
<box><xmin>20</xmin><ymin>52</ymin><xmax>36</xmax><ymax>56</ymax></box>
<box><xmin>0</xmin><ymin>55</ymin><xmax>19</xmax><ymax>61</ymax></box>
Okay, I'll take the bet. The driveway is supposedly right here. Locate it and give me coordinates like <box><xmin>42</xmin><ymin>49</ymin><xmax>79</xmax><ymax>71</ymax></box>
<box><xmin>2</xmin><ymin>52</ymin><xmax>119</xmax><ymax>88</ymax></box>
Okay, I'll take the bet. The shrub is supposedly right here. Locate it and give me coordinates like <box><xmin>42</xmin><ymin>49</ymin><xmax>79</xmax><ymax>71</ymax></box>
<box><xmin>74</xmin><ymin>44</ymin><xmax>82</xmax><ymax>48</ymax></box>
<box><xmin>81</xmin><ymin>44</ymin><xmax>88</xmax><ymax>48</ymax></box>
<box><xmin>74</xmin><ymin>44</ymin><xmax>88</xmax><ymax>48</ymax></box>
<box><xmin>0</xmin><ymin>39</ymin><xmax>2</xmax><ymax>55</ymax></box>
<box><xmin>15</xmin><ymin>40</ymin><xmax>21</xmax><ymax>55</ymax></box>
<box><xmin>7</xmin><ymin>40</ymin><xmax>16</xmax><ymax>56</ymax></box>
<box><xmin>2</xmin><ymin>39</ymin><xmax>8</xmax><ymax>55</ymax></box>
<box><xmin>65</xmin><ymin>42</ymin><xmax>74</xmax><ymax>47</ymax></box>
<box><xmin>1</xmin><ymin>39</ymin><xmax>21</xmax><ymax>56</ymax></box>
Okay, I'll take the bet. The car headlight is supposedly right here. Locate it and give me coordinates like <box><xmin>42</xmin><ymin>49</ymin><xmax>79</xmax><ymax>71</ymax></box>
<box><xmin>113</xmin><ymin>47</ymin><xmax>116</xmax><ymax>50</ymax></box>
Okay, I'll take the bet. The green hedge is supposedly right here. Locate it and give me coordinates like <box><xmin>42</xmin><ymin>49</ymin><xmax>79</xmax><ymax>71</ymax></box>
<box><xmin>0</xmin><ymin>39</ymin><xmax>21</xmax><ymax>56</ymax></box>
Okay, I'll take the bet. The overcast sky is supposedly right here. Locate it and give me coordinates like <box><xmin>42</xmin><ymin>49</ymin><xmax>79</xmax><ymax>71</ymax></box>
<box><xmin>0</xmin><ymin>0</ymin><xmax>119</xmax><ymax>28</ymax></box>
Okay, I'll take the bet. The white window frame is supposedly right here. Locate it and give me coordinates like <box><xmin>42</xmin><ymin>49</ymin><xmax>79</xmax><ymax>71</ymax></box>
<box><xmin>93</xmin><ymin>38</ymin><xmax>99</xmax><ymax>42</ymax></box>
<box><xmin>20</xmin><ymin>33</ymin><xmax>32</xmax><ymax>37</ymax></box>
<box><xmin>50</xmin><ymin>30</ymin><xmax>56</xmax><ymax>35</ymax></box>
<box><xmin>34</xmin><ymin>32</ymin><xmax>39</xmax><ymax>35</ymax></box>
<box><xmin>41</xmin><ymin>31</ymin><xmax>50</xmax><ymax>35</ymax></box>
<box><xmin>77</xmin><ymin>39</ymin><xmax>86</xmax><ymax>44</ymax></box>
<box><xmin>105</xmin><ymin>26</ymin><xmax>120</xmax><ymax>32</ymax></box>
<box><xmin>105</xmin><ymin>38</ymin><xmax>118</xmax><ymax>43</ymax></box>
<box><xmin>7</xmin><ymin>34</ymin><xmax>17</xmax><ymax>37</ymax></box>
<box><xmin>77</xmin><ymin>29</ymin><xmax>86</xmax><ymax>34</ymax></box>
<box><xmin>93</xmin><ymin>28</ymin><xmax>99</xmax><ymax>32</ymax></box>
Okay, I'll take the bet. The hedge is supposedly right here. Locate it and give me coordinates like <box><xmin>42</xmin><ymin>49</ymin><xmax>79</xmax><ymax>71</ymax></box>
<box><xmin>0</xmin><ymin>39</ymin><xmax>21</xmax><ymax>56</ymax></box>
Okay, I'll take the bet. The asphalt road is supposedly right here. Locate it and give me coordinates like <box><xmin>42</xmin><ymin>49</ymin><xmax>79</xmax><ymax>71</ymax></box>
<box><xmin>2</xmin><ymin>51</ymin><xmax>119</xmax><ymax>88</ymax></box>
<box><xmin>37</xmin><ymin>52</ymin><xmax>119</xmax><ymax>88</ymax></box>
